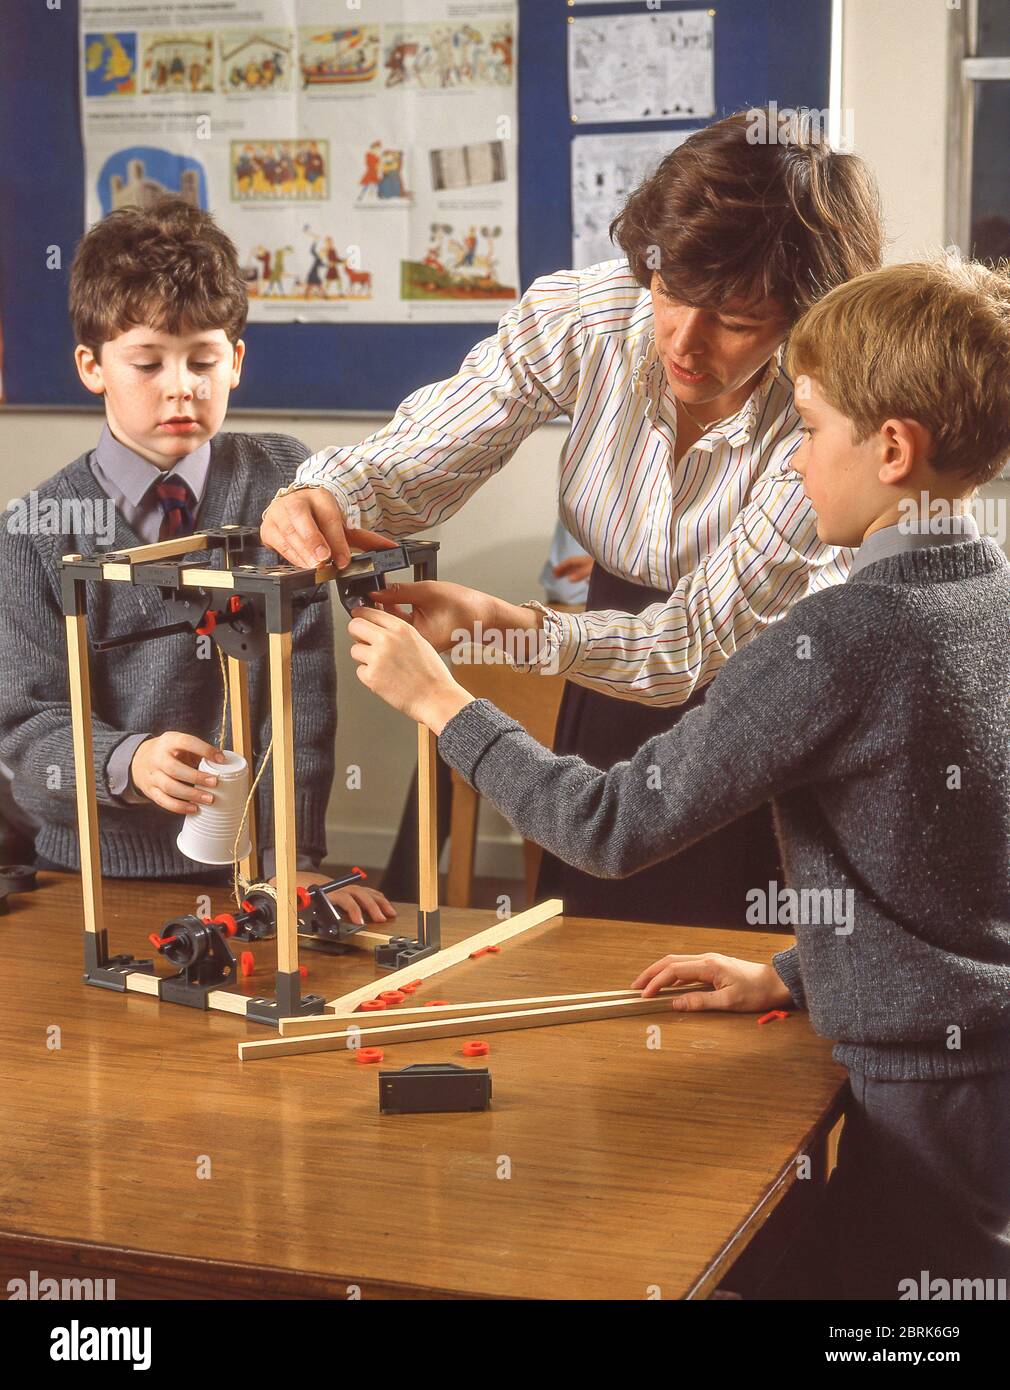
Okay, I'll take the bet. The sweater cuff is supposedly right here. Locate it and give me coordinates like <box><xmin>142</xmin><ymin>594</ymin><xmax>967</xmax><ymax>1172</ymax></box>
<box><xmin>772</xmin><ymin>946</ymin><xmax>807</xmax><ymax>1011</ymax></box>
<box><xmin>438</xmin><ymin>698</ymin><xmax>525</xmax><ymax>784</ymax></box>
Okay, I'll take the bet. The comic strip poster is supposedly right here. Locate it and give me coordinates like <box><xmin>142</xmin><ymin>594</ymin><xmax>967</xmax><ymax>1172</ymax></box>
<box><xmin>80</xmin><ymin>1</ymin><xmax>519</xmax><ymax>324</ymax></box>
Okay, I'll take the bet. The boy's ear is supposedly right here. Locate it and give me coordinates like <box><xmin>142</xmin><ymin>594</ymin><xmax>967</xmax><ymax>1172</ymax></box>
<box><xmin>878</xmin><ymin>417</ymin><xmax>933</xmax><ymax>484</ymax></box>
<box><xmin>230</xmin><ymin>339</ymin><xmax>246</xmax><ymax>389</ymax></box>
<box><xmin>74</xmin><ymin>344</ymin><xmax>106</xmax><ymax>396</ymax></box>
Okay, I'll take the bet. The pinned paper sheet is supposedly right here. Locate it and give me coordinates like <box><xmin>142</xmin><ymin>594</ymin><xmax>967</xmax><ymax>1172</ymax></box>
<box><xmin>568</xmin><ymin>9</ymin><xmax>715</xmax><ymax>124</ymax></box>
<box><xmin>571</xmin><ymin>129</ymin><xmax>698</xmax><ymax>270</ymax></box>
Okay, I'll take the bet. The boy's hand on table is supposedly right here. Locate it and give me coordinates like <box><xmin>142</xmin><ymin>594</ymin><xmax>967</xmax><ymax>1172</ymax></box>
<box><xmin>632</xmin><ymin>953</ymin><xmax>793</xmax><ymax>1013</ymax></box>
<box><xmin>348</xmin><ymin>606</ymin><xmax>475</xmax><ymax>733</ymax></box>
<box><xmin>260</xmin><ymin>485</ymin><xmax>397</xmax><ymax>570</ymax></box>
<box><xmin>267</xmin><ymin>872</ymin><xmax>397</xmax><ymax>925</ymax></box>
<box><xmin>130</xmin><ymin>733</ymin><xmax>226</xmax><ymax>815</ymax></box>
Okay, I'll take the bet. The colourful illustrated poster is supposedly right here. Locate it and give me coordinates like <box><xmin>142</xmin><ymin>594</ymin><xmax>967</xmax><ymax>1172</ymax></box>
<box><xmin>79</xmin><ymin>0</ymin><xmax>519</xmax><ymax>324</ymax></box>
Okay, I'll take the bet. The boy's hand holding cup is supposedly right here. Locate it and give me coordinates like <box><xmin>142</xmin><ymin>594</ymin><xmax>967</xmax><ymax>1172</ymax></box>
<box><xmin>130</xmin><ymin>733</ymin><xmax>227</xmax><ymax>815</ymax></box>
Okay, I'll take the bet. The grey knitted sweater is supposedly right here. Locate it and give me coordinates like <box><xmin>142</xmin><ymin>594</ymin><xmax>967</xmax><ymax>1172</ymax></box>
<box><xmin>439</xmin><ymin>539</ymin><xmax>1010</xmax><ymax>1082</ymax></box>
<box><xmin>0</xmin><ymin>433</ymin><xmax>336</xmax><ymax>878</ymax></box>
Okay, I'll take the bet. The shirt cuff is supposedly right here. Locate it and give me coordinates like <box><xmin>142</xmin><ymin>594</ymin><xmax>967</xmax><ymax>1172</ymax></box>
<box><xmin>512</xmin><ymin>600</ymin><xmax>583</xmax><ymax>677</ymax></box>
<box><xmin>282</xmin><ymin>472</ymin><xmax>362</xmax><ymax>530</ymax></box>
<box><xmin>107</xmin><ymin>734</ymin><xmax>151</xmax><ymax>804</ymax></box>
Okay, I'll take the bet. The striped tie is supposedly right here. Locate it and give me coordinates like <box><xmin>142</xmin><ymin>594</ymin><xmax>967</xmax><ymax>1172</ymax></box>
<box><xmin>154</xmin><ymin>478</ymin><xmax>196</xmax><ymax>540</ymax></box>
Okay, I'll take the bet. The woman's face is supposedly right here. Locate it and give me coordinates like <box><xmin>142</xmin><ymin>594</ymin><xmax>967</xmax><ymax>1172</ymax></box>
<box><xmin>649</xmin><ymin>273</ymin><xmax>790</xmax><ymax>408</ymax></box>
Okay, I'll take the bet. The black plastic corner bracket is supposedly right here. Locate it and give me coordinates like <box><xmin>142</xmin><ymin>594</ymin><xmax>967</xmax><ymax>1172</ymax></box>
<box><xmin>245</xmin><ymin>981</ymin><xmax>328</xmax><ymax>1027</ymax></box>
<box><xmin>373</xmin><ymin>933</ymin><xmax>440</xmax><ymax>971</ymax></box>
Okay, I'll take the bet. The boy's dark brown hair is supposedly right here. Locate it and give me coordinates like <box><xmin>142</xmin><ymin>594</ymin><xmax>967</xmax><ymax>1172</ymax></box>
<box><xmin>69</xmin><ymin>198</ymin><xmax>248</xmax><ymax>354</ymax></box>
<box><xmin>611</xmin><ymin>107</ymin><xmax>884</xmax><ymax>321</ymax></box>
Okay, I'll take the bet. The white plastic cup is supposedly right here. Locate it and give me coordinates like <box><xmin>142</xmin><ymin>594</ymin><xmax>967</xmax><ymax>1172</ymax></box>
<box><xmin>176</xmin><ymin>750</ymin><xmax>252</xmax><ymax>865</ymax></box>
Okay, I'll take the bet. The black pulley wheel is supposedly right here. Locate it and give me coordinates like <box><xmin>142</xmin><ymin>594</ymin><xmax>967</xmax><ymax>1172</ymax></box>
<box><xmin>0</xmin><ymin>865</ymin><xmax>37</xmax><ymax>893</ymax></box>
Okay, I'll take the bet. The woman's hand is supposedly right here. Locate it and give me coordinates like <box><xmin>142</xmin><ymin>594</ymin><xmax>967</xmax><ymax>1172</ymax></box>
<box><xmin>365</xmin><ymin>579</ymin><xmax>498</xmax><ymax>653</ymax></box>
<box><xmin>260</xmin><ymin>485</ymin><xmax>397</xmax><ymax>570</ymax></box>
<box><xmin>129</xmin><ymin>733</ymin><xmax>226</xmax><ymax>815</ymax></box>
<box><xmin>631</xmin><ymin>953</ymin><xmax>793</xmax><ymax>1013</ymax></box>
<box><xmin>348</xmin><ymin>606</ymin><xmax>475</xmax><ymax>732</ymax></box>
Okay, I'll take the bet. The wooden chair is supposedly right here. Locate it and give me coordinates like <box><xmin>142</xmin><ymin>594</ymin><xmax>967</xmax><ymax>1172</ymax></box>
<box><xmin>445</xmin><ymin>656</ymin><xmax>569</xmax><ymax>909</ymax></box>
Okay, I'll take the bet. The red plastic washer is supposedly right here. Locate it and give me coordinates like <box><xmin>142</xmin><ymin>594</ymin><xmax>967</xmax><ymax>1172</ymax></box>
<box><xmin>358</xmin><ymin>1000</ymin><xmax>387</xmax><ymax>1012</ymax></box>
<box><xmin>356</xmin><ymin>1047</ymin><xmax>384</xmax><ymax>1064</ymax></box>
<box><xmin>240</xmin><ymin>951</ymin><xmax>255</xmax><ymax>978</ymax></box>
<box><xmin>378</xmin><ymin>990</ymin><xmax>406</xmax><ymax>1004</ymax></box>
<box><xmin>462</xmin><ymin>1041</ymin><xmax>490</xmax><ymax>1057</ymax></box>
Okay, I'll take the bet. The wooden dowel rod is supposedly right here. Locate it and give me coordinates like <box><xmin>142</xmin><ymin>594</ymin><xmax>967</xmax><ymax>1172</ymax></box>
<box><xmin>240</xmin><ymin>989</ymin><xmax>699</xmax><ymax>1061</ymax></box>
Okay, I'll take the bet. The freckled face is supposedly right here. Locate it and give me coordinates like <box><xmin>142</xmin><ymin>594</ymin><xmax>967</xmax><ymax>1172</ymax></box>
<box><xmin>649</xmin><ymin>272</ymin><xmax>790</xmax><ymax>409</ymax></box>
<box><xmin>75</xmin><ymin>325</ymin><xmax>244</xmax><ymax>468</ymax></box>
<box><xmin>790</xmin><ymin>377</ymin><xmax>886</xmax><ymax>547</ymax></box>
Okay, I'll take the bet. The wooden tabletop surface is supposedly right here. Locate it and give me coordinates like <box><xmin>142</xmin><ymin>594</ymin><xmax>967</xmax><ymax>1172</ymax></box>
<box><xmin>0</xmin><ymin>873</ymin><xmax>846</xmax><ymax>1299</ymax></box>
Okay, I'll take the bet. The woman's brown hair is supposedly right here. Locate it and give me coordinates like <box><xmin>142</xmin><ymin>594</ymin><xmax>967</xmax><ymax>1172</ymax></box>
<box><xmin>611</xmin><ymin>107</ymin><xmax>884</xmax><ymax>321</ymax></box>
<box><xmin>69</xmin><ymin>198</ymin><xmax>248</xmax><ymax>354</ymax></box>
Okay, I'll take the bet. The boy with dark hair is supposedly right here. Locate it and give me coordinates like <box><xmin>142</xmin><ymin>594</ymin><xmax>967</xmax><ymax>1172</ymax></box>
<box><xmin>346</xmin><ymin>255</ymin><xmax>1010</xmax><ymax>1297</ymax></box>
<box><xmin>0</xmin><ymin>199</ymin><xmax>394</xmax><ymax>925</ymax></box>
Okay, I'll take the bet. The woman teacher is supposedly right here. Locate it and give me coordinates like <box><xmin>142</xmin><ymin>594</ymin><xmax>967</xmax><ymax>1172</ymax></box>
<box><xmin>261</xmin><ymin>109</ymin><xmax>884</xmax><ymax>927</ymax></box>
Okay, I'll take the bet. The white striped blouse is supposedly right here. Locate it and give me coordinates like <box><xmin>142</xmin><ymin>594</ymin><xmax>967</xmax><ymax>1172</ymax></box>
<box><xmin>292</xmin><ymin>258</ymin><xmax>853</xmax><ymax>706</ymax></box>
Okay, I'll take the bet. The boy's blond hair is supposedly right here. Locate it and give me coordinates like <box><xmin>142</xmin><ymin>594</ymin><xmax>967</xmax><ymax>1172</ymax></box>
<box><xmin>785</xmin><ymin>254</ymin><xmax>1010</xmax><ymax>485</ymax></box>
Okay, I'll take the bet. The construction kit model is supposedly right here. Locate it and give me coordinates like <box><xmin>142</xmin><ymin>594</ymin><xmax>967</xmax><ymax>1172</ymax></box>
<box><xmin>59</xmin><ymin>527</ymin><xmax>686</xmax><ymax>1059</ymax></box>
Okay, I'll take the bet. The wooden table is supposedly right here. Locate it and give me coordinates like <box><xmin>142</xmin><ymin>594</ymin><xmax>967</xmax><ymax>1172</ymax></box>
<box><xmin>0</xmin><ymin>873</ymin><xmax>847</xmax><ymax>1299</ymax></box>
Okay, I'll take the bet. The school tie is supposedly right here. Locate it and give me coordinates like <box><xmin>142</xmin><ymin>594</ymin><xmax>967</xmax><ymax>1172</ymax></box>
<box><xmin>153</xmin><ymin>477</ymin><xmax>196</xmax><ymax>540</ymax></box>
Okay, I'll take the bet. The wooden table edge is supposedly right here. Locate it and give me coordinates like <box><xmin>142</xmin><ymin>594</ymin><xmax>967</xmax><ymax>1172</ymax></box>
<box><xmin>0</xmin><ymin>1229</ymin><xmax>501</xmax><ymax>1301</ymax></box>
<box><xmin>684</xmin><ymin>1082</ymin><xmax>848</xmax><ymax>1299</ymax></box>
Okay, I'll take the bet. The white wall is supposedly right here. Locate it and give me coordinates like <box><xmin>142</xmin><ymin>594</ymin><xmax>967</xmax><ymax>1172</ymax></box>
<box><xmin>0</xmin><ymin>1</ymin><xmax>979</xmax><ymax>876</ymax></box>
<box><xmin>839</xmin><ymin>0</ymin><xmax>951</xmax><ymax>261</ymax></box>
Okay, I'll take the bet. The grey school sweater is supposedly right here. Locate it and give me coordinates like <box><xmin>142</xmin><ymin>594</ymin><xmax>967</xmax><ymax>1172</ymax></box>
<box><xmin>0</xmin><ymin>433</ymin><xmax>336</xmax><ymax>878</ymax></box>
<box><xmin>439</xmin><ymin>539</ymin><xmax>1010</xmax><ymax>1082</ymax></box>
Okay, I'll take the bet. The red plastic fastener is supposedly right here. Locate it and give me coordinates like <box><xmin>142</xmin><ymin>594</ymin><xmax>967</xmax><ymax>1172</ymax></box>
<box><xmin>356</xmin><ymin>1047</ymin><xmax>384</xmax><ymax>1064</ymax></box>
<box><xmin>210</xmin><ymin>912</ymin><xmax>238</xmax><ymax>936</ymax></box>
<box><xmin>228</xmin><ymin>595</ymin><xmax>243</xmax><ymax>614</ymax></box>
<box><xmin>399</xmin><ymin>983</ymin><xmax>418</xmax><ymax>994</ymax></box>
<box><xmin>148</xmin><ymin>932</ymin><xmax>176</xmax><ymax>949</ymax></box>
<box><xmin>195</xmin><ymin>610</ymin><xmax>217</xmax><ymax>635</ymax></box>
<box><xmin>461</xmin><ymin>1040</ymin><xmax>489</xmax><ymax>1057</ymax></box>
<box><xmin>404</xmin><ymin>979</ymin><xmax>424</xmax><ymax>989</ymax></box>
<box><xmin>378</xmin><ymin>990</ymin><xmax>406</xmax><ymax>1004</ymax></box>
<box><xmin>358</xmin><ymin>1000</ymin><xmax>387</xmax><ymax>1012</ymax></box>
<box><xmin>757</xmin><ymin>1010</ymin><xmax>790</xmax><ymax>1026</ymax></box>
<box><xmin>352</xmin><ymin>865</ymin><xmax>367</xmax><ymax>880</ymax></box>
<box><xmin>299</xmin><ymin>965</ymin><xmax>309</xmax><ymax>979</ymax></box>
<box><xmin>296</xmin><ymin>886</ymin><xmax>312</xmax><ymax>909</ymax></box>
<box><xmin>240</xmin><ymin>951</ymin><xmax>255</xmax><ymax>978</ymax></box>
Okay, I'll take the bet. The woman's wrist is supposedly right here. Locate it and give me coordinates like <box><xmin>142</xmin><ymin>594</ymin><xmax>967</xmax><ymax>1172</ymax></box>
<box><xmin>485</xmin><ymin>595</ymin><xmax>545</xmax><ymax>639</ymax></box>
